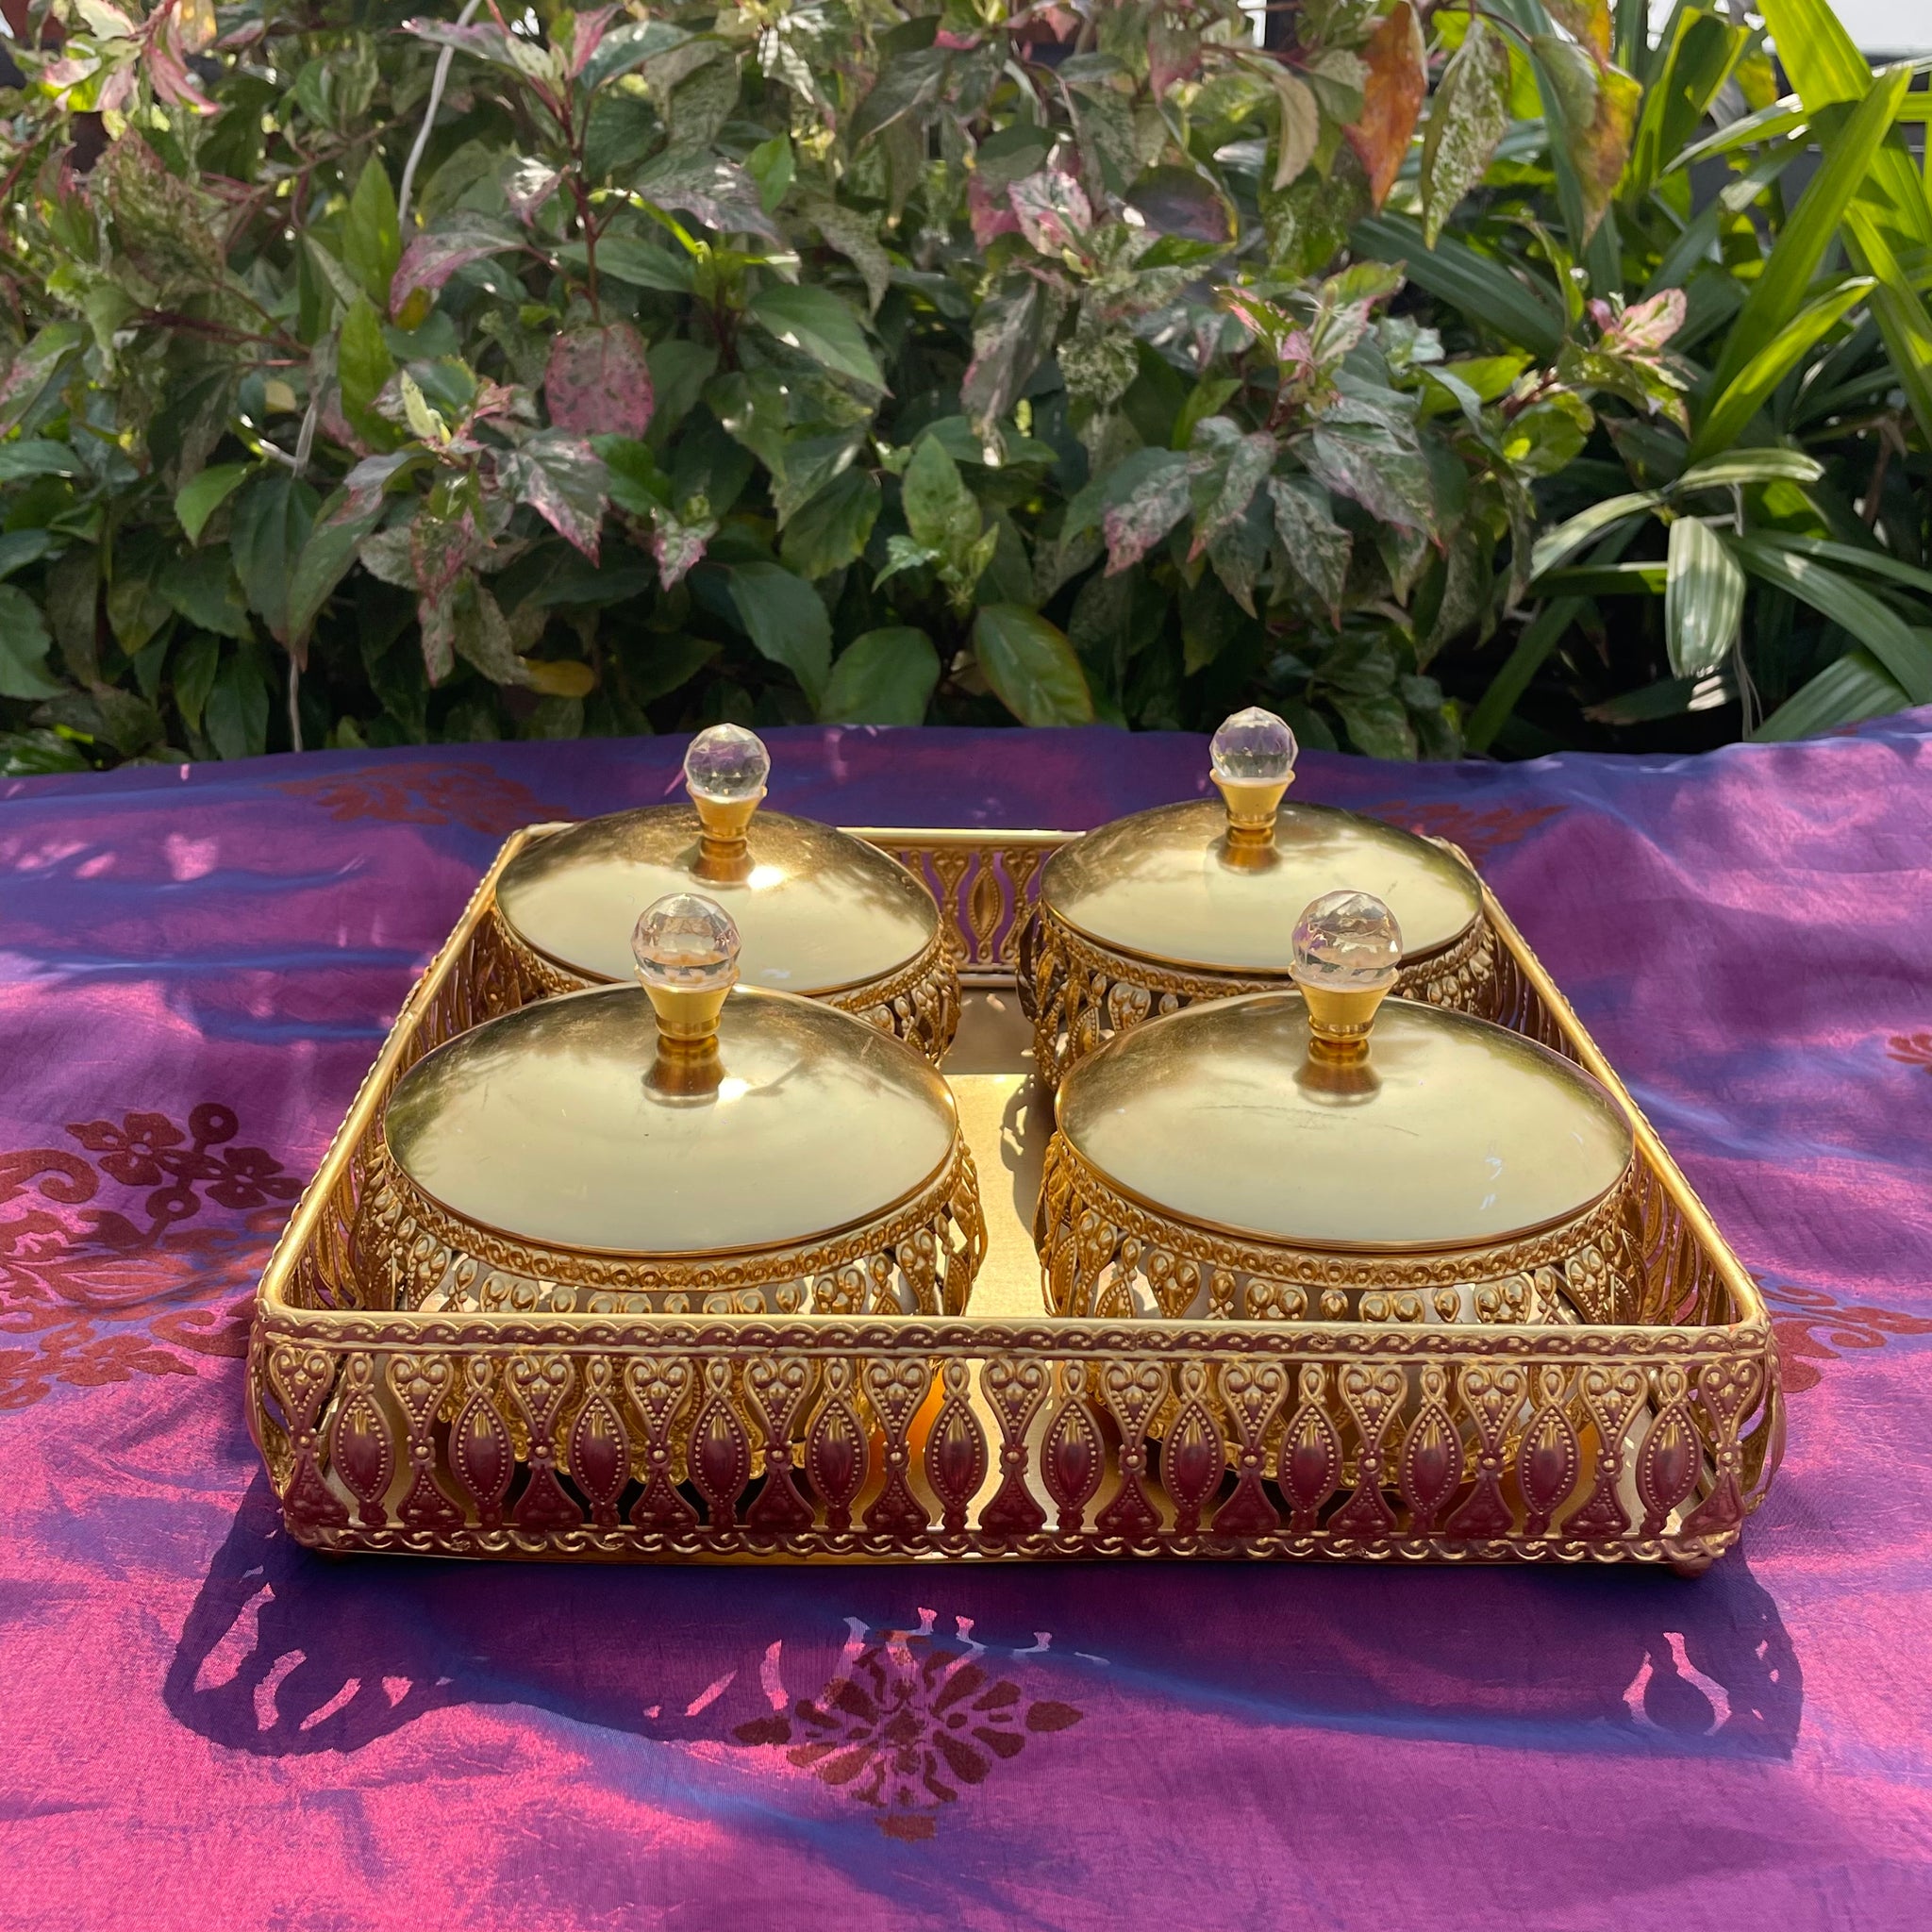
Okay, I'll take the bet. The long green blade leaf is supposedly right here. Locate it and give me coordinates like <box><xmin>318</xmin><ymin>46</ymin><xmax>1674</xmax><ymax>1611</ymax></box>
<box><xmin>1753</xmin><ymin>645</ymin><xmax>1909</xmax><ymax>740</ymax></box>
<box><xmin>1749</xmin><ymin>530</ymin><xmax>1932</xmax><ymax>596</ymax></box>
<box><xmin>1761</xmin><ymin>0</ymin><xmax>1932</xmax><ymax>247</ymax></box>
<box><xmin>1537</xmin><ymin>562</ymin><xmax>1668</xmax><ymax>595</ymax></box>
<box><xmin>1674</xmin><ymin>448</ymin><xmax>1824</xmax><ymax>491</ymax></box>
<box><xmin>1665</xmin><ymin>516</ymin><xmax>1745</xmax><ymax>677</ymax></box>
<box><xmin>1530</xmin><ymin>491</ymin><xmax>1660</xmax><ymax>578</ymax></box>
<box><xmin>1351</xmin><ymin>215</ymin><xmax>1565</xmax><ymax>359</ymax></box>
<box><xmin>1669</xmin><ymin>96</ymin><xmax>1808</xmax><ymax>172</ymax></box>
<box><xmin>1707</xmin><ymin>64</ymin><xmax>1912</xmax><ymax>401</ymax></box>
<box><xmin>1464</xmin><ymin>597</ymin><xmax>1585</xmax><ymax>754</ymax></box>
<box><xmin>1732</xmin><ymin>534</ymin><xmax>1932</xmax><ymax>702</ymax></box>
<box><xmin>1627</xmin><ymin>5</ymin><xmax>1748</xmax><ymax>194</ymax></box>
<box><xmin>1690</xmin><ymin>277</ymin><xmax>1874</xmax><ymax>458</ymax></box>
<box><xmin>1842</xmin><ymin>205</ymin><xmax>1932</xmax><ymax>446</ymax></box>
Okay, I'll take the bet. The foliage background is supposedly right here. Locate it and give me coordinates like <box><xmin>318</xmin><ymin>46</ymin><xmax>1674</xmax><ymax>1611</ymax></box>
<box><xmin>0</xmin><ymin>0</ymin><xmax>1926</xmax><ymax>775</ymax></box>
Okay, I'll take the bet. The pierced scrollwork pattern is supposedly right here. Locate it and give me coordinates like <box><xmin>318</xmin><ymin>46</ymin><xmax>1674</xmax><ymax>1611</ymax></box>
<box><xmin>1033</xmin><ymin>1132</ymin><xmax>1644</xmax><ymax>1328</ymax></box>
<box><xmin>1018</xmin><ymin>900</ymin><xmax>1503</xmax><ymax>1089</ymax></box>
<box><xmin>351</xmin><ymin>1136</ymin><xmax>986</xmax><ymax>1321</ymax></box>
<box><xmin>246</xmin><ymin>825</ymin><xmax>1782</xmax><ymax>1576</ymax></box>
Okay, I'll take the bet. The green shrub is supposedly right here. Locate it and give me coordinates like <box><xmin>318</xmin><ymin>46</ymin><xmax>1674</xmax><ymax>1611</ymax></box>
<box><xmin>0</xmin><ymin>0</ymin><xmax>1922</xmax><ymax>773</ymax></box>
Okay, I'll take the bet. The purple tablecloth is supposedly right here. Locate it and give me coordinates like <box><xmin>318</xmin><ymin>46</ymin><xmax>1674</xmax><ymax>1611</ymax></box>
<box><xmin>4</xmin><ymin>721</ymin><xmax>1931</xmax><ymax>1927</ymax></box>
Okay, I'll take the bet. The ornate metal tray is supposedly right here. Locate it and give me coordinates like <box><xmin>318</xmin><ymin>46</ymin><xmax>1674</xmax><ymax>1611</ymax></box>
<box><xmin>248</xmin><ymin>825</ymin><xmax>1781</xmax><ymax>1574</ymax></box>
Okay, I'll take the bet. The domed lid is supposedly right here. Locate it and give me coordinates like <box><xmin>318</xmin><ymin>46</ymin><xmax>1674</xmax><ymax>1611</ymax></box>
<box><xmin>384</xmin><ymin>895</ymin><xmax>958</xmax><ymax>1257</ymax></box>
<box><xmin>496</xmin><ymin>724</ymin><xmax>940</xmax><ymax>994</ymax></box>
<box><xmin>1039</xmin><ymin>708</ymin><xmax>1480</xmax><ymax>973</ymax></box>
<box><xmin>1057</xmin><ymin>892</ymin><xmax>1631</xmax><ymax>1252</ymax></box>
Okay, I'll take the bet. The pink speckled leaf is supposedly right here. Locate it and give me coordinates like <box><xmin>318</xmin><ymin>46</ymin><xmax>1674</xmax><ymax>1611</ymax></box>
<box><xmin>543</xmin><ymin>322</ymin><xmax>655</xmax><ymax>441</ymax></box>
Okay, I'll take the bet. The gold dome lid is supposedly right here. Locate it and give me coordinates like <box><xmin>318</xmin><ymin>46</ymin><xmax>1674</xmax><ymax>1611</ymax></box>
<box><xmin>1057</xmin><ymin>892</ymin><xmax>1632</xmax><ymax>1252</ymax></box>
<box><xmin>1040</xmin><ymin>708</ymin><xmax>1480</xmax><ymax>972</ymax></box>
<box><xmin>495</xmin><ymin>724</ymin><xmax>940</xmax><ymax>995</ymax></box>
<box><xmin>384</xmin><ymin>895</ymin><xmax>959</xmax><ymax>1257</ymax></box>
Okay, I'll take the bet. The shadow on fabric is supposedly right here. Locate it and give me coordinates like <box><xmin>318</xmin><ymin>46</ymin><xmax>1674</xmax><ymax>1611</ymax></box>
<box><xmin>163</xmin><ymin>1477</ymin><xmax>1801</xmax><ymax>1784</ymax></box>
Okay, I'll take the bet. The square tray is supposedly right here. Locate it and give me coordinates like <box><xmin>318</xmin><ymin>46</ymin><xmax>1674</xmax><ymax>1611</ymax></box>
<box><xmin>248</xmin><ymin>826</ymin><xmax>1781</xmax><ymax>1573</ymax></box>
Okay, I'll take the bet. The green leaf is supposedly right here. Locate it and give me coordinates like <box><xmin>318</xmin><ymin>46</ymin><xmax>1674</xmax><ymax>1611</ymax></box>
<box><xmin>158</xmin><ymin>548</ymin><xmax>253</xmax><ymax>641</ymax></box>
<box><xmin>1301</xmin><ymin>419</ymin><xmax>1434</xmax><ymax>534</ymax></box>
<box><xmin>1421</xmin><ymin>16</ymin><xmax>1511</xmax><ymax>248</ymax></box>
<box><xmin>1707</xmin><ymin>65</ymin><xmax>1913</xmax><ymax>405</ymax></box>
<box><xmin>819</xmin><ymin>625</ymin><xmax>939</xmax><ymax>724</ymax></box>
<box><xmin>228</xmin><ymin>471</ymin><xmax>319</xmax><ymax>651</ymax></box>
<box><xmin>0</xmin><ymin>321</ymin><xmax>84</xmax><ymax>437</ymax></box>
<box><xmin>175</xmin><ymin>462</ymin><xmax>253</xmax><ymax>544</ymax></box>
<box><xmin>0</xmin><ymin>530</ymin><xmax>57</xmax><ymax>582</ymax></box>
<box><xmin>1529</xmin><ymin>36</ymin><xmax>1640</xmax><ymax>246</ymax></box>
<box><xmin>748</xmin><ymin>135</ymin><xmax>795</xmax><ymax>214</ymax></box>
<box><xmin>780</xmin><ymin>470</ymin><xmax>880</xmax><ymax>580</ymax></box>
<box><xmin>172</xmin><ymin>630</ymin><xmax>219</xmax><ymax>735</ymax></box>
<box><xmin>1269</xmin><ymin>476</ymin><xmax>1351</xmax><ymax>620</ymax></box>
<box><xmin>288</xmin><ymin>453</ymin><xmax>421</xmax><ymax>652</ymax></box>
<box><xmin>1753</xmin><ymin>645</ymin><xmax>1910</xmax><ymax>741</ymax></box>
<box><xmin>1099</xmin><ymin>448</ymin><xmax>1191</xmax><ymax>574</ymax></box>
<box><xmin>0</xmin><ymin>583</ymin><xmax>62</xmax><ymax>699</ymax></box>
<box><xmin>1331</xmin><ymin>689</ymin><xmax>1418</xmax><ymax>759</ymax></box>
<box><xmin>1731</xmin><ymin>534</ymin><xmax>1932</xmax><ymax>703</ymax></box>
<box><xmin>1664</xmin><ymin>517</ymin><xmax>1744</xmax><ymax>678</ymax></box>
<box><xmin>644</xmin><ymin>341</ymin><xmax>718</xmax><ymax>447</ymax></box>
<box><xmin>973</xmin><ymin>604</ymin><xmax>1093</xmax><ymax>726</ymax></box>
<box><xmin>342</xmin><ymin>155</ymin><xmax>401</xmax><ymax>308</ymax></box>
<box><xmin>724</xmin><ymin>561</ymin><xmax>831</xmax><ymax>705</ymax></box>
<box><xmin>338</xmin><ymin>296</ymin><xmax>400</xmax><ymax>450</ymax></box>
<box><xmin>1530</xmin><ymin>491</ymin><xmax>1660</xmax><ymax>577</ymax></box>
<box><xmin>849</xmin><ymin>44</ymin><xmax>951</xmax><ymax>148</ymax></box>
<box><xmin>1841</xmin><ymin>205</ymin><xmax>1932</xmax><ymax>450</ymax></box>
<box><xmin>1628</xmin><ymin>5</ymin><xmax>1749</xmax><ymax>193</ymax></box>
<box><xmin>205</xmin><ymin>642</ymin><xmax>271</xmax><ymax>759</ymax></box>
<box><xmin>498</xmin><ymin>430</ymin><xmax>608</xmax><ymax>560</ymax></box>
<box><xmin>1352</xmin><ymin>216</ymin><xmax>1563</xmax><ymax>359</ymax></box>
<box><xmin>747</xmin><ymin>285</ymin><xmax>885</xmax><ymax>392</ymax></box>
<box><xmin>1673</xmin><ymin>450</ymin><xmax>1824</xmax><ymax>492</ymax></box>
<box><xmin>902</xmin><ymin>434</ymin><xmax>981</xmax><ymax>560</ymax></box>
<box><xmin>0</xmin><ymin>440</ymin><xmax>77</xmax><ymax>482</ymax></box>
<box><xmin>1749</xmin><ymin>531</ymin><xmax>1932</xmax><ymax>598</ymax></box>
<box><xmin>564</xmin><ymin>234</ymin><xmax>695</xmax><ymax>292</ymax></box>
<box><xmin>1187</xmin><ymin>418</ymin><xmax>1275</xmax><ymax>554</ymax></box>
<box><xmin>1690</xmin><ymin>277</ymin><xmax>1874</xmax><ymax>460</ymax></box>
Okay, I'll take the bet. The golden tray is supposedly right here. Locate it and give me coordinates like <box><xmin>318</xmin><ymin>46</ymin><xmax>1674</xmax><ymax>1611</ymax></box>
<box><xmin>247</xmin><ymin>826</ymin><xmax>1782</xmax><ymax>1574</ymax></box>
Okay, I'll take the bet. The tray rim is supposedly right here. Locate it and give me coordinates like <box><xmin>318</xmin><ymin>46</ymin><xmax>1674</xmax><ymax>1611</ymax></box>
<box><xmin>253</xmin><ymin>821</ymin><xmax>1768</xmax><ymax>1352</ymax></box>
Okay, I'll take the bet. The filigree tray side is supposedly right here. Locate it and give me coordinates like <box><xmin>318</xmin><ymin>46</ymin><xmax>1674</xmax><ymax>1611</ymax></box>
<box><xmin>248</xmin><ymin>826</ymin><xmax>1781</xmax><ymax>1574</ymax></box>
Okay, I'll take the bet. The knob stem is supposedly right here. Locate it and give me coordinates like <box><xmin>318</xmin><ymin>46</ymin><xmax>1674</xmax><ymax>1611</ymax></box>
<box><xmin>1212</xmin><ymin>771</ymin><xmax>1292</xmax><ymax>856</ymax></box>
<box><xmin>691</xmin><ymin>788</ymin><xmax>762</xmax><ymax>882</ymax></box>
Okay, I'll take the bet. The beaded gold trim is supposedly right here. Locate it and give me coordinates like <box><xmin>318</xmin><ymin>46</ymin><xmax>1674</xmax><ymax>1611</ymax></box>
<box><xmin>1034</xmin><ymin>1132</ymin><xmax>1642</xmax><ymax>1326</ymax></box>
<box><xmin>475</xmin><ymin>901</ymin><xmax>961</xmax><ymax>1063</ymax></box>
<box><xmin>1018</xmin><ymin>904</ymin><xmax>1499</xmax><ymax>1088</ymax></box>
<box><xmin>352</xmin><ymin>1135</ymin><xmax>986</xmax><ymax>1319</ymax></box>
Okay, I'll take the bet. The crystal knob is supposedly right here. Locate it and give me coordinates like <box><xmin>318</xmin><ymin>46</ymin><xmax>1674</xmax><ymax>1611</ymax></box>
<box><xmin>684</xmin><ymin>723</ymin><xmax>770</xmax><ymax>805</ymax></box>
<box><xmin>1208</xmin><ymin>707</ymin><xmax>1297</xmax><ymax>855</ymax></box>
<box><xmin>1210</xmin><ymin>706</ymin><xmax>1298</xmax><ymax>785</ymax></box>
<box><xmin>684</xmin><ymin>724</ymin><xmax>768</xmax><ymax>879</ymax></box>
<box><xmin>1290</xmin><ymin>890</ymin><xmax>1402</xmax><ymax>1057</ymax></box>
<box><xmin>633</xmin><ymin>891</ymin><xmax>740</xmax><ymax>1054</ymax></box>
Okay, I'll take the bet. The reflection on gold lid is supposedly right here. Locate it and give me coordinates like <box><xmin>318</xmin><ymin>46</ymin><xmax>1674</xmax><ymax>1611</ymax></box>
<box><xmin>384</xmin><ymin>983</ymin><xmax>959</xmax><ymax>1257</ymax></box>
<box><xmin>1057</xmin><ymin>991</ymin><xmax>1632</xmax><ymax>1252</ymax></box>
<box><xmin>1039</xmin><ymin>796</ymin><xmax>1482</xmax><ymax>974</ymax></box>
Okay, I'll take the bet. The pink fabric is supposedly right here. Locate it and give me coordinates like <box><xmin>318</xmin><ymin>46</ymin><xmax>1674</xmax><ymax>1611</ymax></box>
<box><xmin>3</xmin><ymin>720</ymin><xmax>1930</xmax><ymax>1926</ymax></box>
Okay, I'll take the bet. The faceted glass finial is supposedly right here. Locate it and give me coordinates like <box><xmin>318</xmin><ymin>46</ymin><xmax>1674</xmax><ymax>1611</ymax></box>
<box><xmin>631</xmin><ymin>892</ymin><xmax>741</xmax><ymax>993</ymax></box>
<box><xmin>684</xmin><ymin>723</ymin><xmax>770</xmax><ymax>805</ymax></box>
<box><xmin>1209</xmin><ymin>707</ymin><xmax>1298</xmax><ymax>786</ymax></box>
<box><xmin>1291</xmin><ymin>891</ymin><xmax>1403</xmax><ymax>992</ymax></box>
